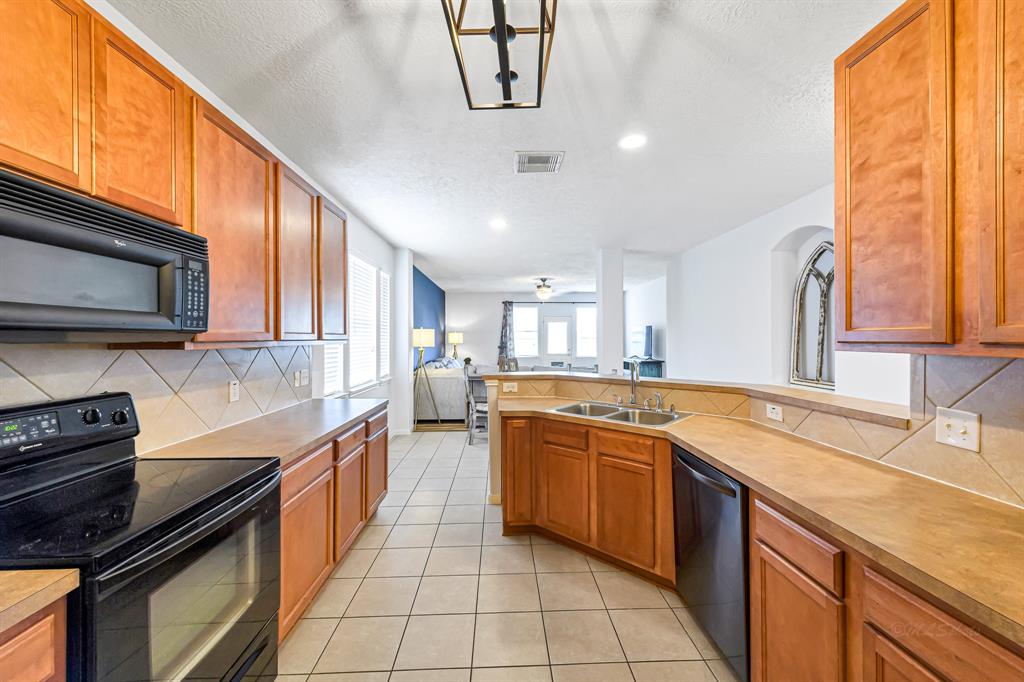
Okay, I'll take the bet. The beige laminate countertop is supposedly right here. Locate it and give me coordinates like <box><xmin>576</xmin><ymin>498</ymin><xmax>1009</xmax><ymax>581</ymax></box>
<box><xmin>143</xmin><ymin>398</ymin><xmax>388</xmax><ymax>467</ymax></box>
<box><xmin>498</xmin><ymin>397</ymin><xmax>1024</xmax><ymax>649</ymax></box>
<box><xmin>0</xmin><ymin>569</ymin><xmax>78</xmax><ymax>632</ymax></box>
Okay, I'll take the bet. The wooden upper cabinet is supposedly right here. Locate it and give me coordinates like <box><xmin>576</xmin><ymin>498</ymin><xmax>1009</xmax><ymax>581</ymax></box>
<box><xmin>191</xmin><ymin>98</ymin><xmax>276</xmax><ymax>342</ymax></box>
<box><xmin>92</xmin><ymin>18</ymin><xmax>187</xmax><ymax>225</ymax></box>
<box><xmin>979</xmin><ymin>0</ymin><xmax>1024</xmax><ymax>344</ymax></box>
<box><xmin>0</xmin><ymin>0</ymin><xmax>91</xmax><ymax>193</ymax></box>
<box><xmin>277</xmin><ymin>166</ymin><xmax>319</xmax><ymax>340</ymax></box>
<box><xmin>318</xmin><ymin>198</ymin><xmax>348</xmax><ymax>339</ymax></box>
<box><xmin>835</xmin><ymin>0</ymin><xmax>953</xmax><ymax>344</ymax></box>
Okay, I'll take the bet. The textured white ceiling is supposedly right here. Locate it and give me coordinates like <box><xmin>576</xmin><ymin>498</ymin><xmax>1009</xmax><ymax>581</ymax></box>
<box><xmin>108</xmin><ymin>0</ymin><xmax>898</xmax><ymax>293</ymax></box>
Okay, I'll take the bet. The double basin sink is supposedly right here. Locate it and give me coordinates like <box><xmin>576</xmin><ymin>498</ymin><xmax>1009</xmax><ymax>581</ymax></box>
<box><xmin>552</xmin><ymin>401</ymin><xmax>684</xmax><ymax>426</ymax></box>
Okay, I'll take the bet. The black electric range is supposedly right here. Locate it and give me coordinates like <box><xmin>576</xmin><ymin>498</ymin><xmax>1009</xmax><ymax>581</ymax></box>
<box><xmin>0</xmin><ymin>393</ymin><xmax>282</xmax><ymax>682</ymax></box>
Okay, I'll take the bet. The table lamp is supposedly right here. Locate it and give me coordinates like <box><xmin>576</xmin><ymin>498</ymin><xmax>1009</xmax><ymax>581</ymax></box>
<box><xmin>447</xmin><ymin>331</ymin><xmax>464</xmax><ymax>359</ymax></box>
<box><xmin>412</xmin><ymin>328</ymin><xmax>440</xmax><ymax>424</ymax></box>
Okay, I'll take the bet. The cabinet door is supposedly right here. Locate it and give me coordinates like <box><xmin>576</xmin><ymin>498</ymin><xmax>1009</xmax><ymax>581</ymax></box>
<box><xmin>365</xmin><ymin>427</ymin><xmax>388</xmax><ymax>518</ymax></box>
<box><xmin>502</xmin><ymin>418</ymin><xmax>533</xmax><ymax>524</ymax></box>
<box><xmin>0</xmin><ymin>597</ymin><xmax>66</xmax><ymax>682</ymax></box>
<box><xmin>92</xmin><ymin>19</ymin><xmax>187</xmax><ymax>224</ymax></box>
<box><xmin>834</xmin><ymin>0</ymin><xmax>952</xmax><ymax>343</ymax></box>
<box><xmin>0</xmin><ymin>0</ymin><xmax>91</xmax><ymax>193</ymax></box>
<box><xmin>979</xmin><ymin>0</ymin><xmax>1024</xmax><ymax>343</ymax></box>
<box><xmin>191</xmin><ymin>98</ymin><xmax>276</xmax><ymax>342</ymax></box>
<box><xmin>318</xmin><ymin>198</ymin><xmax>348</xmax><ymax>339</ymax></box>
<box><xmin>280</xmin><ymin>465</ymin><xmax>334</xmax><ymax>639</ymax></box>
<box><xmin>334</xmin><ymin>444</ymin><xmax>366</xmax><ymax>561</ymax></box>
<box><xmin>594</xmin><ymin>453</ymin><xmax>656</xmax><ymax>569</ymax></box>
<box><xmin>277</xmin><ymin>165</ymin><xmax>319</xmax><ymax>340</ymax></box>
<box><xmin>863</xmin><ymin>626</ymin><xmax>941</xmax><ymax>682</ymax></box>
<box><xmin>537</xmin><ymin>443</ymin><xmax>590</xmax><ymax>543</ymax></box>
<box><xmin>750</xmin><ymin>540</ymin><xmax>844</xmax><ymax>682</ymax></box>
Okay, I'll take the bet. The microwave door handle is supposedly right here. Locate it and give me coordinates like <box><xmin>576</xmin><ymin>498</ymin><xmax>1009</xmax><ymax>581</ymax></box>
<box><xmin>95</xmin><ymin>473</ymin><xmax>280</xmax><ymax>590</ymax></box>
<box><xmin>674</xmin><ymin>453</ymin><xmax>736</xmax><ymax>497</ymax></box>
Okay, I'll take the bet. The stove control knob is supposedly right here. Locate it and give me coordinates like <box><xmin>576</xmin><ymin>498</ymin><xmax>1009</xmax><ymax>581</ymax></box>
<box><xmin>82</xmin><ymin>408</ymin><xmax>102</xmax><ymax>425</ymax></box>
<box><xmin>111</xmin><ymin>410</ymin><xmax>129</xmax><ymax>426</ymax></box>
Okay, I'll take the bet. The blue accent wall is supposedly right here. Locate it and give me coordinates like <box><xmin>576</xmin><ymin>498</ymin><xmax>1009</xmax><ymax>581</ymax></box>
<box><xmin>413</xmin><ymin>266</ymin><xmax>445</xmax><ymax>363</ymax></box>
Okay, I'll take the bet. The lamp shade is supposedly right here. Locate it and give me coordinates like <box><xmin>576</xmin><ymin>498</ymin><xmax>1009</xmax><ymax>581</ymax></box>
<box><xmin>447</xmin><ymin>332</ymin><xmax>464</xmax><ymax>345</ymax></box>
<box><xmin>412</xmin><ymin>328</ymin><xmax>435</xmax><ymax>349</ymax></box>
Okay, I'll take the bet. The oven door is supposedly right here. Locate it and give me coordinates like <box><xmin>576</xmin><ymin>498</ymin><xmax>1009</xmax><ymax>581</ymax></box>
<box><xmin>89</xmin><ymin>473</ymin><xmax>280</xmax><ymax>682</ymax></box>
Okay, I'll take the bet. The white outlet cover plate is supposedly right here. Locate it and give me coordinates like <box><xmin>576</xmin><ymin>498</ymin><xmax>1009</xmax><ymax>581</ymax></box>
<box><xmin>294</xmin><ymin>371</ymin><xmax>302</xmax><ymax>387</ymax></box>
<box><xmin>935</xmin><ymin>407</ymin><xmax>980</xmax><ymax>452</ymax></box>
<box><xmin>765</xmin><ymin>403</ymin><xmax>783</xmax><ymax>422</ymax></box>
<box><xmin>228</xmin><ymin>380</ymin><xmax>240</xmax><ymax>403</ymax></box>
<box><xmin>300</xmin><ymin>368</ymin><xmax>310</xmax><ymax>386</ymax></box>
<box><xmin>503</xmin><ymin>382</ymin><xmax>518</xmax><ymax>393</ymax></box>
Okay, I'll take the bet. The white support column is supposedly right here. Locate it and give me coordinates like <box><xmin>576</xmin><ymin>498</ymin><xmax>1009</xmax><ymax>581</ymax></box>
<box><xmin>596</xmin><ymin>247</ymin><xmax>625</xmax><ymax>375</ymax></box>
<box><xmin>391</xmin><ymin>248</ymin><xmax>414</xmax><ymax>434</ymax></box>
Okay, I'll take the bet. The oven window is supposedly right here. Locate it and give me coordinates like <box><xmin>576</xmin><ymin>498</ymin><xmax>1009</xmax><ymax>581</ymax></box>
<box><xmin>0</xmin><ymin>234</ymin><xmax>158</xmax><ymax>312</ymax></box>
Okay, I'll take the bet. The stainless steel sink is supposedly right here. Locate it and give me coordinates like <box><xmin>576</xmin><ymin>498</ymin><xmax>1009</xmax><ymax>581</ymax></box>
<box><xmin>553</xmin><ymin>402</ymin><xmax>622</xmax><ymax>417</ymax></box>
<box><xmin>603</xmin><ymin>409</ymin><xmax>682</xmax><ymax>426</ymax></box>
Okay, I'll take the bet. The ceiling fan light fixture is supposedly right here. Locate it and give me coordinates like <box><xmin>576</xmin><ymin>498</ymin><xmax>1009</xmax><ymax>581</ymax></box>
<box><xmin>618</xmin><ymin>133</ymin><xmax>648</xmax><ymax>150</ymax></box>
<box><xmin>535</xmin><ymin>277</ymin><xmax>553</xmax><ymax>301</ymax></box>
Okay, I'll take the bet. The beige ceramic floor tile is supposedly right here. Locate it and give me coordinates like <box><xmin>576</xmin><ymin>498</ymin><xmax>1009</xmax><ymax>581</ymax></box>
<box><xmin>415</xmin><ymin>478</ymin><xmax>454</xmax><ymax>491</ymax></box>
<box><xmin>383</xmin><ymin>524</ymin><xmax>438</xmax><ymax>548</ymax></box>
<box><xmin>484</xmin><ymin>505</ymin><xmax>503</xmax><ymax>522</ymax></box>
<box><xmin>278</xmin><ymin>618</ymin><xmax>339</xmax><ymax>674</ymax></box>
<box><xmin>352</xmin><ymin>525</ymin><xmax>391</xmax><ymax>549</ymax></box>
<box><xmin>471</xmin><ymin>666</ymin><xmax>552</xmax><ymax>682</ymax></box>
<box><xmin>477</xmin><ymin>573</ymin><xmax>541</xmax><ymax>613</ymax></box>
<box><xmin>529</xmin><ymin>534</ymin><xmax>555</xmax><ymax>545</ymax></box>
<box><xmin>442</xmin><ymin>505</ymin><xmax>486</xmax><ymax>523</ymax></box>
<box><xmin>434</xmin><ymin>523</ymin><xmax>484</xmax><ymax>547</ymax></box>
<box><xmin>379</xmin><ymin>490</ymin><xmax>411</xmax><ymax>507</ymax></box>
<box><xmin>424</xmin><ymin>546</ymin><xmax>482</xmax><ymax>576</ymax></box>
<box><xmin>473</xmin><ymin>612</ymin><xmax>550</xmax><ymax>668</ymax></box>
<box><xmin>543</xmin><ymin>611</ymin><xmax>625</xmax><ymax>665</ymax></box>
<box><xmin>673</xmin><ymin>608</ymin><xmax>722</xmax><ymax>659</ymax></box>
<box><xmin>366</xmin><ymin>548</ymin><xmax>430</xmax><ymax>577</ymax></box>
<box><xmin>313</xmin><ymin>616</ymin><xmax>406</xmax><ymax>673</ymax></box>
<box><xmin>532</xmin><ymin>545</ymin><xmax>591</xmax><ymax>573</ymax></box>
<box><xmin>480</xmin><ymin>546</ymin><xmax>535</xmax><ymax>574</ymax></box>
<box><xmin>446</xmin><ymin>490</ymin><xmax>487</xmax><ymax>505</ymax></box>
<box><xmin>366</xmin><ymin>506</ymin><xmax>400</xmax><ymax>526</ymax></box>
<box><xmin>550</xmin><ymin>663</ymin><xmax>633</xmax><ymax>682</ymax></box>
<box><xmin>537</xmin><ymin>573</ymin><xmax>604</xmax><ymax>611</ymax></box>
<box><xmin>396</xmin><ymin>505</ymin><xmax>445</xmax><ymax>525</ymax></box>
<box><xmin>609</xmin><ymin>609</ymin><xmax>700</xmax><ymax>661</ymax></box>
<box><xmin>307</xmin><ymin>673</ymin><xmax>388</xmax><ymax>681</ymax></box>
<box><xmin>406</xmin><ymin>491</ymin><xmax>450</xmax><ymax>506</ymax></box>
<box><xmin>386</xmin><ymin>478</ymin><xmax>420</xmax><ymax>492</ymax></box>
<box><xmin>344</xmin><ymin>577</ymin><xmax>419</xmax><ymax>617</ymax></box>
<box><xmin>451</xmin><ymin>477</ymin><xmax>488</xmax><ymax>491</ymax></box>
<box><xmin>594</xmin><ymin>572</ymin><xmax>669</xmax><ymax>609</ymax></box>
<box><xmin>483</xmin><ymin>523</ymin><xmax>531</xmax><ymax>546</ymax></box>
<box><xmin>305</xmin><ymin>579</ymin><xmax>361</xmax><ymax>618</ymax></box>
<box><xmin>394</xmin><ymin>614</ymin><xmax>476</xmax><ymax>670</ymax></box>
<box><xmin>273</xmin><ymin>676</ymin><xmax>310</xmax><ymax>682</ymax></box>
<box><xmin>707</xmin><ymin>659</ymin><xmax>742</xmax><ymax>682</ymax></box>
<box><xmin>389</xmin><ymin>670</ymin><xmax>471</xmax><ymax>682</ymax></box>
<box><xmin>660</xmin><ymin>588</ymin><xmax>684</xmax><ymax>608</ymax></box>
<box><xmin>586</xmin><ymin>556</ymin><xmax>622</xmax><ymax>572</ymax></box>
<box><xmin>630</xmin><ymin>661</ymin><xmax>718</xmax><ymax>682</ymax></box>
<box><xmin>332</xmin><ymin>549</ymin><xmax>378</xmax><ymax>578</ymax></box>
<box><xmin>412</xmin><ymin>575</ymin><xmax>479</xmax><ymax>614</ymax></box>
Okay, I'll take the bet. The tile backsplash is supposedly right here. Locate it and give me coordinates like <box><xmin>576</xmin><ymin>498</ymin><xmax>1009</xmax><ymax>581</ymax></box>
<box><xmin>0</xmin><ymin>344</ymin><xmax>312</xmax><ymax>453</ymax></box>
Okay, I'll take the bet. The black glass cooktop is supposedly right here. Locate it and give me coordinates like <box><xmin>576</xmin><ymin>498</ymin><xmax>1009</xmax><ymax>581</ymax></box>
<box><xmin>0</xmin><ymin>456</ymin><xmax>277</xmax><ymax>572</ymax></box>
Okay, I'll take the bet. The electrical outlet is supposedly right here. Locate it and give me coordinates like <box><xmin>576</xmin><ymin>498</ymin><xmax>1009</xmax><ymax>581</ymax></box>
<box><xmin>935</xmin><ymin>407</ymin><xmax>980</xmax><ymax>452</ymax></box>
<box><xmin>228</xmin><ymin>380</ymin><xmax>239</xmax><ymax>403</ymax></box>
<box><xmin>503</xmin><ymin>382</ymin><xmax>518</xmax><ymax>393</ymax></box>
<box><xmin>294</xmin><ymin>371</ymin><xmax>302</xmax><ymax>387</ymax></box>
<box><xmin>765</xmin><ymin>403</ymin><xmax>783</xmax><ymax>422</ymax></box>
<box><xmin>300</xmin><ymin>368</ymin><xmax>309</xmax><ymax>386</ymax></box>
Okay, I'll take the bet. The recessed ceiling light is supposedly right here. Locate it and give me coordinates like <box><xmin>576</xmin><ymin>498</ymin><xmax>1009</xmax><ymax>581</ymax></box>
<box><xmin>618</xmin><ymin>133</ymin><xmax>647</xmax><ymax>150</ymax></box>
<box><xmin>490</xmin><ymin>217</ymin><xmax>508</xmax><ymax>230</ymax></box>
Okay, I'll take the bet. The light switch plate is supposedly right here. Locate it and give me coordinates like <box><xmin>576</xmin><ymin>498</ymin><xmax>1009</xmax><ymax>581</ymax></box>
<box><xmin>300</xmin><ymin>368</ymin><xmax>310</xmax><ymax>386</ymax></box>
<box><xmin>935</xmin><ymin>407</ymin><xmax>980</xmax><ymax>452</ymax></box>
<box><xmin>765</xmin><ymin>403</ymin><xmax>783</xmax><ymax>422</ymax></box>
<box><xmin>503</xmin><ymin>382</ymin><xmax>518</xmax><ymax>393</ymax></box>
<box><xmin>228</xmin><ymin>380</ymin><xmax>239</xmax><ymax>403</ymax></box>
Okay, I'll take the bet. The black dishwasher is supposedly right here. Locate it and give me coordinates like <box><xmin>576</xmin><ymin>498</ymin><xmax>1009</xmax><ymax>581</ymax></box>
<box><xmin>672</xmin><ymin>445</ymin><xmax>748</xmax><ymax>682</ymax></box>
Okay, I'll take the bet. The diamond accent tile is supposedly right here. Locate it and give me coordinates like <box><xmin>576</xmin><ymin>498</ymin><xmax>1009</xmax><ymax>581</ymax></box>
<box><xmin>138</xmin><ymin>350</ymin><xmax>203</xmax><ymax>392</ymax></box>
<box><xmin>0</xmin><ymin>360</ymin><xmax>49</xmax><ymax>407</ymax></box>
<box><xmin>178</xmin><ymin>351</ymin><xmax>235</xmax><ymax>429</ymax></box>
<box><xmin>268</xmin><ymin>375</ymin><xmax>300</xmax><ymax>412</ymax></box>
<box><xmin>269</xmin><ymin>345</ymin><xmax>297</xmax><ymax>373</ymax></box>
<box><xmin>242</xmin><ymin>349</ymin><xmax>284</xmax><ymax>411</ymax></box>
<box><xmin>286</xmin><ymin>348</ymin><xmax>312</xmax><ymax>402</ymax></box>
<box><xmin>135</xmin><ymin>395</ymin><xmax>209</xmax><ymax>453</ymax></box>
<box><xmin>218</xmin><ymin>348</ymin><xmax>259</xmax><ymax>380</ymax></box>
<box><xmin>91</xmin><ymin>351</ymin><xmax>175</xmax><ymax>426</ymax></box>
<box><xmin>0</xmin><ymin>344</ymin><xmax>119</xmax><ymax>398</ymax></box>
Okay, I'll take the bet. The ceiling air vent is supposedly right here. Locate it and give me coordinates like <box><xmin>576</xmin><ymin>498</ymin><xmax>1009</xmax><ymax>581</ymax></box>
<box><xmin>514</xmin><ymin>151</ymin><xmax>564</xmax><ymax>174</ymax></box>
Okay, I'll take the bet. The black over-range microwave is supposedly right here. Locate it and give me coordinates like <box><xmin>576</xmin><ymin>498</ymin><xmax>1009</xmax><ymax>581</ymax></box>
<box><xmin>0</xmin><ymin>169</ymin><xmax>209</xmax><ymax>340</ymax></box>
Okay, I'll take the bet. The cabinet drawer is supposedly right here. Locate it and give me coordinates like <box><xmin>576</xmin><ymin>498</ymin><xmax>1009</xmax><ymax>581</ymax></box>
<box><xmin>335</xmin><ymin>423</ymin><xmax>365</xmax><ymax>460</ymax></box>
<box><xmin>596</xmin><ymin>429</ymin><xmax>654</xmax><ymax>464</ymax></box>
<box><xmin>366</xmin><ymin>410</ymin><xmax>388</xmax><ymax>438</ymax></box>
<box><xmin>863</xmin><ymin>568</ymin><xmax>1024</xmax><ymax>681</ymax></box>
<box><xmin>542</xmin><ymin>421</ymin><xmax>589</xmax><ymax>451</ymax></box>
<box><xmin>282</xmin><ymin>443</ymin><xmax>333</xmax><ymax>503</ymax></box>
<box><xmin>753</xmin><ymin>499</ymin><xmax>843</xmax><ymax>596</ymax></box>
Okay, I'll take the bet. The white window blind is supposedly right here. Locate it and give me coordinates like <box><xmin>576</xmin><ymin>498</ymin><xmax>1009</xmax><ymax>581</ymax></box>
<box><xmin>348</xmin><ymin>255</ymin><xmax>377</xmax><ymax>389</ymax></box>
<box><xmin>378</xmin><ymin>272</ymin><xmax>391</xmax><ymax>378</ymax></box>
<box><xmin>513</xmin><ymin>305</ymin><xmax>539</xmax><ymax>357</ymax></box>
<box><xmin>575</xmin><ymin>307</ymin><xmax>598</xmax><ymax>358</ymax></box>
<box><xmin>322</xmin><ymin>343</ymin><xmax>345</xmax><ymax>396</ymax></box>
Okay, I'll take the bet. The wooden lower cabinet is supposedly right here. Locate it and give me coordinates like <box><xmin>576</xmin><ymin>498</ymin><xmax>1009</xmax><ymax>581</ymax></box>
<box><xmin>863</xmin><ymin>626</ymin><xmax>942</xmax><ymax>682</ymax></box>
<box><xmin>536</xmin><ymin>442</ymin><xmax>590</xmax><ymax>543</ymax></box>
<box><xmin>279</xmin><ymin>444</ymin><xmax>334</xmax><ymax>640</ymax></box>
<box><xmin>365</xmin><ymin>421</ymin><xmax>388</xmax><ymax>518</ymax></box>
<box><xmin>594</xmin><ymin>453</ymin><xmax>656</xmax><ymax>569</ymax></box>
<box><xmin>502</xmin><ymin>418</ymin><xmax>534</xmax><ymax>524</ymax></box>
<box><xmin>0</xmin><ymin>597</ymin><xmax>66</xmax><ymax>682</ymax></box>
<box><xmin>333</xmin><ymin>443</ymin><xmax>365</xmax><ymax>562</ymax></box>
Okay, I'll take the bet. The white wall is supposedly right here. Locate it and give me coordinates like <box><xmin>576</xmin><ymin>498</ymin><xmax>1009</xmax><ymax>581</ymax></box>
<box><xmin>666</xmin><ymin>184</ymin><xmax>911</xmax><ymax>406</ymax></box>
<box><xmin>623</xmin><ymin>276</ymin><xmax>667</xmax><ymax>359</ymax></box>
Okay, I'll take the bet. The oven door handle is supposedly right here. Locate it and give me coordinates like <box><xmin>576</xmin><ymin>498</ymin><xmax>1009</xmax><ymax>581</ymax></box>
<box><xmin>95</xmin><ymin>472</ymin><xmax>280</xmax><ymax>592</ymax></box>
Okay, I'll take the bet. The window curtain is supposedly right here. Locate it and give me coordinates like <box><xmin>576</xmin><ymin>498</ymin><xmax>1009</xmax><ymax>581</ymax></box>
<box><xmin>498</xmin><ymin>300</ymin><xmax>516</xmax><ymax>370</ymax></box>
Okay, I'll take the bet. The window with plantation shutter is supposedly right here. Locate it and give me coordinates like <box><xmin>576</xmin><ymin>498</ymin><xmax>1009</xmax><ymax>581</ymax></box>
<box><xmin>379</xmin><ymin>272</ymin><xmax>391</xmax><ymax>378</ymax></box>
<box><xmin>348</xmin><ymin>254</ymin><xmax>377</xmax><ymax>389</ymax></box>
<box><xmin>322</xmin><ymin>343</ymin><xmax>344</xmax><ymax>396</ymax></box>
